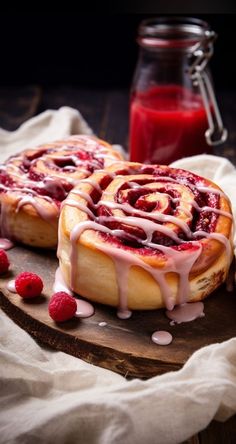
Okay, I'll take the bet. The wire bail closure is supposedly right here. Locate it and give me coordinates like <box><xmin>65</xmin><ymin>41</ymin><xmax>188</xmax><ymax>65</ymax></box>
<box><xmin>188</xmin><ymin>30</ymin><xmax>228</xmax><ymax>146</ymax></box>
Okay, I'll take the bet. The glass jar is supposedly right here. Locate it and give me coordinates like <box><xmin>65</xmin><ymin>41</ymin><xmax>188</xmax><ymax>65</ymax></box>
<box><xmin>129</xmin><ymin>17</ymin><xmax>227</xmax><ymax>164</ymax></box>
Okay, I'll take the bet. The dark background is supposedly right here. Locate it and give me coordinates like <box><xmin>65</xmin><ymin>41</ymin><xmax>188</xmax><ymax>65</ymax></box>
<box><xmin>0</xmin><ymin>13</ymin><xmax>235</xmax><ymax>91</ymax></box>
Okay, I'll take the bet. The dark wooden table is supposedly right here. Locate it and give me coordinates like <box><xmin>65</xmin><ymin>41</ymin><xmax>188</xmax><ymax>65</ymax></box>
<box><xmin>0</xmin><ymin>85</ymin><xmax>236</xmax><ymax>443</ymax></box>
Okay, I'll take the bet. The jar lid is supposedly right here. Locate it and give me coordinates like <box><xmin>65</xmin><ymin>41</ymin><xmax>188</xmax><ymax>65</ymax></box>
<box><xmin>138</xmin><ymin>17</ymin><xmax>212</xmax><ymax>50</ymax></box>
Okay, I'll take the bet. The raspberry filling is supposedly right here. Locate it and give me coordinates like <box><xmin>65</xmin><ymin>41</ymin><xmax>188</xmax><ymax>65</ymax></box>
<box><xmin>91</xmin><ymin>166</ymin><xmax>221</xmax><ymax>255</ymax></box>
<box><xmin>51</xmin><ymin>150</ymin><xmax>104</xmax><ymax>173</ymax></box>
<box><xmin>0</xmin><ymin>171</ymin><xmax>15</xmax><ymax>189</ymax></box>
<box><xmin>0</xmin><ymin>143</ymin><xmax>106</xmax><ymax>203</ymax></box>
<box><xmin>62</xmin><ymin>162</ymin><xmax>232</xmax><ymax>316</ymax></box>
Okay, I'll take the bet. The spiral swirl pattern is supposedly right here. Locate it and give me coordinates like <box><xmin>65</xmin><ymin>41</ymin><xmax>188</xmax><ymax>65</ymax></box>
<box><xmin>59</xmin><ymin>162</ymin><xmax>233</xmax><ymax>312</ymax></box>
<box><xmin>0</xmin><ymin>135</ymin><xmax>122</xmax><ymax>248</ymax></box>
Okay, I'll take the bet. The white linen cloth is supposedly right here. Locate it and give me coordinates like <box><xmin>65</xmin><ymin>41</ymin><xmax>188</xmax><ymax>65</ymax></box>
<box><xmin>0</xmin><ymin>107</ymin><xmax>236</xmax><ymax>444</ymax></box>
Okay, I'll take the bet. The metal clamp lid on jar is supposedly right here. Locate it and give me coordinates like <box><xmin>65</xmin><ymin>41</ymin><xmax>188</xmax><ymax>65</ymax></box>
<box><xmin>188</xmin><ymin>28</ymin><xmax>228</xmax><ymax>146</ymax></box>
<box><xmin>139</xmin><ymin>17</ymin><xmax>228</xmax><ymax>146</ymax></box>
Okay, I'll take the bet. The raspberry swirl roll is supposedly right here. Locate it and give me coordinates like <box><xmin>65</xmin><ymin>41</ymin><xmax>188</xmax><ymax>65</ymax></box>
<box><xmin>0</xmin><ymin>135</ymin><xmax>122</xmax><ymax>248</ymax></box>
<box><xmin>58</xmin><ymin>162</ymin><xmax>233</xmax><ymax>314</ymax></box>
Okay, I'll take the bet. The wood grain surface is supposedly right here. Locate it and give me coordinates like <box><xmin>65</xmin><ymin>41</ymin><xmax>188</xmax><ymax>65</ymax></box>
<box><xmin>0</xmin><ymin>86</ymin><xmax>41</xmax><ymax>131</ymax></box>
<box><xmin>0</xmin><ymin>245</ymin><xmax>236</xmax><ymax>379</ymax></box>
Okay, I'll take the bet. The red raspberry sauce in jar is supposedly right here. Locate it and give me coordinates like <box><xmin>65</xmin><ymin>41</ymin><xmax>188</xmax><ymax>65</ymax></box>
<box><xmin>129</xmin><ymin>85</ymin><xmax>210</xmax><ymax>165</ymax></box>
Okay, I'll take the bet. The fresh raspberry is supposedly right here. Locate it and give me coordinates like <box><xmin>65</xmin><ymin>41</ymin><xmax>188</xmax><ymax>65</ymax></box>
<box><xmin>15</xmin><ymin>272</ymin><xmax>43</xmax><ymax>298</ymax></box>
<box><xmin>48</xmin><ymin>292</ymin><xmax>77</xmax><ymax>322</ymax></box>
<box><xmin>0</xmin><ymin>249</ymin><xmax>10</xmax><ymax>274</ymax></box>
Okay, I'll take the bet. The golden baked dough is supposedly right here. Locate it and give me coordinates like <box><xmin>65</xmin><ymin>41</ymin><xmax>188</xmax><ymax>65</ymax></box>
<box><xmin>0</xmin><ymin>135</ymin><xmax>123</xmax><ymax>248</ymax></box>
<box><xmin>58</xmin><ymin>162</ymin><xmax>233</xmax><ymax>311</ymax></box>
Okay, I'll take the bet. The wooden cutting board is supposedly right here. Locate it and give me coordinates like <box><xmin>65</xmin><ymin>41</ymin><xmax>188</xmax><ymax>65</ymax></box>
<box><xmin>0</xmin><ymin>245</ymin><xmax>236</xmax><ymax>379</ymax></box>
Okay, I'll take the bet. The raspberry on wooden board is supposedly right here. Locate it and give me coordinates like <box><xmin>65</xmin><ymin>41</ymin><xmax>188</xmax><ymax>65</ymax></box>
<box><xmin>0</xmin><ymin>249</ymin><xmax>10</xmax><ymax>274</ymax></box>
<box><xmin>48</xmin><ymin>292</ymin><xmax>77</xmax><ymax>322</ymax></box>
<box><xmin>15</xmin><ymin>272</ymin><xmax>43</xmax><ymax>298</ymax></box>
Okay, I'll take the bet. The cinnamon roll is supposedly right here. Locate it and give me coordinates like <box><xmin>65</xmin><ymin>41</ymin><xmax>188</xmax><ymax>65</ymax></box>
<box><xmin>0</xmin><ymin>135</ymin><xmax>123</xmax><ymax>248</ymax></box>
<box><xmin>58</xmin><ymin>162</ymin><xmax>233</xmax><ymax>312</ymax></box>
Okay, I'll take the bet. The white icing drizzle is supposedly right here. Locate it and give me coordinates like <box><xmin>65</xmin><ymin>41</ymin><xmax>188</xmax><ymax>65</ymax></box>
<box><xmin>112</xmin><ymin>252</ymin><xmax>132</xmax><ymax>317</ymax></box>
<box><xmin>69</xmin><ymin>219</ymin><xmax>202</xmax><ymax>312</ymax></box>
<box><xmin>64</xmin><ymin>195</ymin><xmax>192</xmax><ymax>240</ymax></box>
<box><xmin>191</xmin><ymin>203</ymin><xmax>233</xmax><ymax>219</ymax></box>
<box><xmin>0</xmin><ymin>135</ymin><xmax>119</xmax><ymax>240</ymax></box>
<box><xmin>193</xmin><ymin>230</ymin><xmax>232</xmax><ymax>262</ymax></box>
<box><xmin>63</xmin><ymin>199</ymin><xmax>95</xmax><ymax>219</ymax></box>
<box><xmin>78</xmin><ymin>178</ymin><xmax>103</xmax><ymax>192</ymax></box>
<box><xmin>173</xmin><ymin>197</ymin><xmax>233</xmax><ymax>219</ymax></box>
<box><xmin>71</xmin><ymin>189</ymin><xmax>94</xmax><ymax>205</ymax></box>
<box><xmin>117</xmin><ymin>309</ymin><xmax>132</xmax><ymax>319</ymax></box>
<box><xmin>166</xmin><ymin>302</ymin><xmax>205</xmax><ymax>323</ymax></box>
<box><xmin>99</xmin><ymin>215</ymin><xmax>183</xmax><ymax>244</ymax></box>
<box><xmin>62</xmin><ymin>167</ymin><xmax>233</xmax><ymax>319</ymax></box>
<box><xmin>197</xmin><ymin>186</ymin><xmax>230</xmax><ymax>198</ymax></box>
<box><xmin>16</xmin><ymin>195</ymin><xmax>58</xmax><ymax>224</ymax></box>
<box><xmin>97</xmin><ymin>200</ymin><xmax>193</xmax><ymax>237</ymax></box>
<box><xmin>53</xmin><ymin>267</ymin><xmax>73</xmax><ymax>295</ymax></box>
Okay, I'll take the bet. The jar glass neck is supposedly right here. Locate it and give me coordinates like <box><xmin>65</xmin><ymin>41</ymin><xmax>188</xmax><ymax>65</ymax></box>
<box><xmin>138</xmin><ymin>16</ymin><xmax>212</xmax><ymax>52</ymax></box>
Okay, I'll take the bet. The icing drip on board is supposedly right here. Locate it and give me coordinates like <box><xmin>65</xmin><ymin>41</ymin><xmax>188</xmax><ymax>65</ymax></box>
<box><xmin>166</xmin><ymin>302</ymin><xmax>205</xmax><ymax>323</ymax></box>
<box><xmin>98</xmin><ymin>321</ymin><xmax>107</xmax><ymax>327</ymax></box>
<box><xmin>152</xmin><ymin>330</ymin><xmax>173</xmax><ymax>345</ymax></box>
<box><xmin>7</xmin><ymin>280</ymin><xmax>17</xmax><ymax>293</ymax></box>
<box><xmin>0</xmin><ymin>238</ymin><xmax>14</xmax><ymax>250</ymax></box>
<box><xmin>75</xmin><ymin>300</ymin><xmax>94</xmax><ymax>318</ymax></box>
